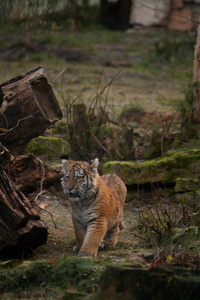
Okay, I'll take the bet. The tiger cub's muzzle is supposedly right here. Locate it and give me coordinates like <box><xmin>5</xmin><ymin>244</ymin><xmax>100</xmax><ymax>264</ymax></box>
<box><xmin>68</xmin><ymin>188</ymin><xmax>80</xmax><ymax>198</ymax></box>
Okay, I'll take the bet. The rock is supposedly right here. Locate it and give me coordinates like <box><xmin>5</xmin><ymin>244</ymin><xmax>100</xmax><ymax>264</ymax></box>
<box><xmin>96</xmin><ymin>266</ymin><xmax>200</xmax><ymax>300</ymax></box>
<box><xmin>168</xmin><ymin>8</ymin><xmax>193</xmax><ymax>31</ymax></box>
<box><xmin>102</xmin><ymin>149</ymin><xmax>200</xmax><ymax>185</ymax></box>
<box><xmin>26</xmin><ymin>136</ymin><xmax>71</xmax><ymax>161</ymax></box>
<box><xmin>174</xmin><ymin>178</ymin><xmax>200</xmax><ymax>204</ymax></box>
<box><xmin>130</xmin><ymin>0</ymin><xmax>171</xmax><ymax>27</ymax></box>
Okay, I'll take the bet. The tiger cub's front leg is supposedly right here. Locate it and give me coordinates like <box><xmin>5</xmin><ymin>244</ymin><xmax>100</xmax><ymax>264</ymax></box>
<box><xmin>79</xmin><ymin>217</ymin><xmax>107</xmax><ymax>257</ymax></box>
<box><xmin>72</xmin><ymin>217</ymin><xmax>86</xmax><ymax>253</ymax></box>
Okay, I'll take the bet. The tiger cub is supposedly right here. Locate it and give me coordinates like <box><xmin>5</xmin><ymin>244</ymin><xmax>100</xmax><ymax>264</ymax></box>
<box><xmin>61</xmin><ymin>158</ymin><xmax>127</xmax><ymax>257</ymax></box>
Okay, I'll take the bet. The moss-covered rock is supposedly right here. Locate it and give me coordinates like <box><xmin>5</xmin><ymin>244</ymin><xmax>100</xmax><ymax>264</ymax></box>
<box><xmin>174</xmin><ymin>178</ymin><xmax>200</xmax><ymax>193</ymax></box>
<box><xmin>102</xmin><ymin>149</ymin><xmax>200</xmax><ymax>185</ymax></box>
<box><xmin>26</xmin><ymin>136</ymin><xmax>71</xmax><ymax>161</ymax></box>
<box><xmin>174</xmin><ymin>191</ymin><xmax>200</xmax><ymax>205</ymax></box>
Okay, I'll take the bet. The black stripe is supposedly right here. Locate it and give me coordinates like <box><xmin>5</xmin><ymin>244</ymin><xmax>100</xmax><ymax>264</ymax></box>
<box><xmin>88</xmin><ymin>217</ymin><xmax>97</xmax><ymax>224</ymax></box>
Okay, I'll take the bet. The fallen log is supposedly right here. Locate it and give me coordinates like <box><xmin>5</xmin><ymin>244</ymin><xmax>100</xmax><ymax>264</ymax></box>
<box><xmin>0</xmin><ymin>166</ymin><xmax>48</xmax><ymax>259</ymax></box>
<box><xmin>9</xmin><ymin>153</ymin><xmax>64</xmax><ymax>193</ymax></box>
<box><xmin>0</xmin><ymin>66</ymin><xmax>63</xmax><ymax>155</ymax></box>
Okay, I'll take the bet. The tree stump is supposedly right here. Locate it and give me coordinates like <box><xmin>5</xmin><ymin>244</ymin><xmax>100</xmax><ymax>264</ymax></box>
<box><xmin>73</xmin><ymin>103</ymin><xmax>89</xmax><ymax>152</ymax></box>
<box><xmin>0</xmin><ymin>166</ymin><xmax>48</xmax><ymax>259</ymax></box>
<box><xmin>0</xmin><ymin>66</ymin><xmax>63</xmax><ymax>155</ymax></box>
<box><xmin>0</xmin><ymin>67</ymin><xmax>64</xmax><ymax>258</ymax></box>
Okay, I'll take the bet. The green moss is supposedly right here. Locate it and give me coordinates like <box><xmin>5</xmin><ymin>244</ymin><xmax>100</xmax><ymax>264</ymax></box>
<box><xmin>167</xmin><ymin>275</ymin><xmax>178</xmax><ymax>288</ymax></box>
<box><xmin>26</xmin><ymin>136</ymin><xmax>71</xmax><ymax>161</ymax></box>
<box><xmin>103</xmin><ymin>149</ymin><xmax>200</xmax><ymax>185</ymax></box>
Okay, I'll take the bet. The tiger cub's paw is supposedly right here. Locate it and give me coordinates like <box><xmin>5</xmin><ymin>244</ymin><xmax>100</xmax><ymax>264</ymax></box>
<box><xmin>78</xmin><ymin>251</ymin><xmax>97</xmax><ymax>258</ymax></box>
<box><xmin>73</xmin><ymin>247</ymin><xmax>80</xmax><ymax>254</ymax></box>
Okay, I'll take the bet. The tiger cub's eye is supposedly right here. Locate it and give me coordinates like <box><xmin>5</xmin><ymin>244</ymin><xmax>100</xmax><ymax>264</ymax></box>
<box><xmin>76</xmin><ymin>175</ymin><xmax>84</xmax><ymax>181</ymax></box>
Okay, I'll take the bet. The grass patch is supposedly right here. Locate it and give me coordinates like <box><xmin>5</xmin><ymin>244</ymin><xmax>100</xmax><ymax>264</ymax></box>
<box><xmin>0</xmin><ymin>257</ymin><xmax>106</xmax><ymax>298</ymax></box>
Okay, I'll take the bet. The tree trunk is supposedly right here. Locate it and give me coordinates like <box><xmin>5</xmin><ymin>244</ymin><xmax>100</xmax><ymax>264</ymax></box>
<box><xmin>0</xmin><ymin>166</ymin><xmax>48</xmax><ymax>259</ymax></box>
<box><xmin>0</xmin><ymin>66</ymin><xmax>63</xmax><ymax>155</ymax></box>
<box><xmin>193</xmin><ymin>24</ymin><xmax>200</xmax><ymax>122</ymax></box>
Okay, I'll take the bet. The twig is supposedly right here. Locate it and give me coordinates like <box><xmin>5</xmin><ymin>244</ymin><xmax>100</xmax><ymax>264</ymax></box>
<box><xmin>51</xmin><ymin>68</ymin><xmax>66</xmax><ymax>85</ymax></box>
<box><xmin>35</xmin><ymin>156</ymin><xmax>45</xmax><ymax>193</ymax></box>
<box><xmin>34</xmin><ymin>203</ymin><xmax>57</xmax><ymax>229</ymax></box>
<box><xmin>33</xmin><ymin>190</ymin><xmax>48</xmax><ymax>204</ymax></box>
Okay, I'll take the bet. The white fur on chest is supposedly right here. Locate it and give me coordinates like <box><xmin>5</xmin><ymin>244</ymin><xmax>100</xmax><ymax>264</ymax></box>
<box><xmin>73</xmin><ymin>203</ymin><xmax>97</xmax><ymax>226</ymax></box>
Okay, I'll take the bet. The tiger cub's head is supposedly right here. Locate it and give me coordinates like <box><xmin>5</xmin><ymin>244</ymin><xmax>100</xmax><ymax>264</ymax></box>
<box><xmin>61</xmin><ymin>158</ymin><xmax>99</xmax><ymax>201</ymax></box>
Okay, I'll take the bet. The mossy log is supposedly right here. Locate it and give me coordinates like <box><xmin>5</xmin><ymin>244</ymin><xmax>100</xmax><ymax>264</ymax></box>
<box><xmin>103</xmin><ymin>149</ymin><xmax>200</xmax><ymax>185</ymax></box>
<box><xmin>97</xmin><ymin>266</ymin><xmax>200</xmax><ymax>300</ymax></box>
<box><xmin>0</xmin><ymin>166</ymin><xmax>48</xmax><ymax>259</ymax></box>
<box><xmin>0</xmin><ymin>66</ymin><xmax>63</xmax><ymax>155</ymax></box>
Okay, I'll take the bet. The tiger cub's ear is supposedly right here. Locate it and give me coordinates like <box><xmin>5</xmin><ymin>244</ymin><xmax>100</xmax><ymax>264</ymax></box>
<box><xmin>62</xmin><ymin>159</ymin><xmax>70</xmax><ymax>171</ymax></box>
<box><xmin>90</xmin><ymin>158</ymin><xmax>99</xmax><ymax>176</ymax></box>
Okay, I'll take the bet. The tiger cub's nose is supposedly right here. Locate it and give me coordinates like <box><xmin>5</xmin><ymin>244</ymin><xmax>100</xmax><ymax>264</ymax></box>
<box><xmin>69</xmin><ymin>188</ymin><xmax>78</xmax><ymax>198</ymax></box>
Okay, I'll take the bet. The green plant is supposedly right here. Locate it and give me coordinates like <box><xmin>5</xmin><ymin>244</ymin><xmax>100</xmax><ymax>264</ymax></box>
<box><xmin>126</xmin><ymin>180</ymin><xmax>199</xmax><ymax>246</ymax></box>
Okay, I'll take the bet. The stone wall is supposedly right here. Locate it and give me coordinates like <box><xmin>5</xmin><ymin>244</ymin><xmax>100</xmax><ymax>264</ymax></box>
<box><xmin>130</xmin><ymin>0</ymin><xmax>200</xmax><ymax>31</ymax></box>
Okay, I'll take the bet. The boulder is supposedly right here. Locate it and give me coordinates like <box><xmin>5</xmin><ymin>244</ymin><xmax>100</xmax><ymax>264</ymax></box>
<box><xmin>130</xmin><ymin>0</ymin><xmax>171</xmax><ymax>27</ymax></box>
<box><xmin>102</xmin><ymin>149</ymin><xmax>200</xmax><ymax>185</ymax></box>
<box><xmin>26</xmin><ymin>136</ymin><xmax>71</xmax><ymax>161</ymax></box>
<box><xmin>174</xmin><ymin>177</ymin><xmax>200</xmax><ymax>193</ymax></box>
